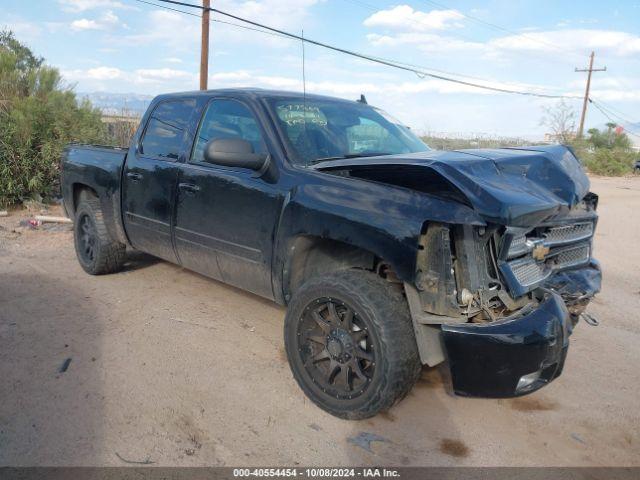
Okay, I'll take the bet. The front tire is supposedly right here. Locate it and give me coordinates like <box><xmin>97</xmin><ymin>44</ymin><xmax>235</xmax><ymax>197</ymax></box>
<box><xmin>74</xmin><ymin>192</ymin><xmax>126</xmax><ymax>275</ymax></box>
<box><xmin>284</xmin><ymin>270</ymin><xmax>421</xmax><ymax>419</ymax></box>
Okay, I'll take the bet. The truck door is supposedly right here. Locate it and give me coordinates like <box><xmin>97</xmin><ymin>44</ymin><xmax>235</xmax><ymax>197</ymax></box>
<box><xmin>174</xmin><ymin>98</ymin><xmax>284</xmax><ymax>299</ymax></box>
<box><xmin>122</xmin><ymin>98</ymin><xmax>196</xmax><ymax>262</ymax></box>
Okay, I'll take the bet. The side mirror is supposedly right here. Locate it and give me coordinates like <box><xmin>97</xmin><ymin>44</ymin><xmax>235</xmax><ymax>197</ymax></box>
<box><xmin>203</xmin><ymin>138</ymin><xmax>268</xmax><ymax>171</ymax></box>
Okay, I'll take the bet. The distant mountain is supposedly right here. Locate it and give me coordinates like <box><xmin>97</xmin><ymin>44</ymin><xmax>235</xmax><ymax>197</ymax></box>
<box><xmin>79</xmin><ymin>92</ymin><xmax>153</xmax><ymax>116</ymax></box>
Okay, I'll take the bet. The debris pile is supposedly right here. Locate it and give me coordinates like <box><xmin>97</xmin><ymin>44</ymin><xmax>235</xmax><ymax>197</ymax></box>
<box><xmin>0</xmin><ymin>207</ymin><xmax>74</xmax><ymax>235</ymax></box>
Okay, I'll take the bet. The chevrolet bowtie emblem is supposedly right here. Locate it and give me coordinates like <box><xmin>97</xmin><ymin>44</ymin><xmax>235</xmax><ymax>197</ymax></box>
<box><xmin>532</xmin><ymin>244</ymin><xmax>550</xmax><ymax>261</ymax></box>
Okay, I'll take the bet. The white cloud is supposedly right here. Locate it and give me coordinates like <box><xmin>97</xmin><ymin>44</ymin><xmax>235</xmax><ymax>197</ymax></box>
<box><xmin>566</xmin><ymin>77</ymin><xmax>637</xmax><ymax>91</ymax></box>
<box><xmin>363</xmin><ymin>5</ymin><xmax>464</xmax><ymax>31</ymax></box>
<box><xmin>115</xmin><ymin>10</ymin><xmax>199</xmax><ymax>52</ymax></box>
<box><xmin>102</xmin><ymin>10</ymin><xmax>119</xmax><ymax>25</ymax></box>
<box><xmin>489</xmin><ymin>29</ymin><xmax>640</xmax><ymax>57</ymax></box>
<box><xmin>209</xmin><ymin>70</ymin><xmax>370</xmax><ymax>94</ymax></box>
<box><xmin>594</xmin><ymin>90</ymin><xmax>640</xmax><ymax>101</ymax></box>
<box><xmin>365</xmin><ymin>21</ymin><xmax>640</xmax><ymax>59</ymax></box>
<box><xmin>163</xmin><ymin>57</ymin><xmax>184</xmax><ymax>64</ymax></box>
<box><xmin>62</xmin><ymin>60</ymin><xmax>574</xmax><ymax>101</ymax></box>
<box><xmin>70</xmin><ymin>19</ymin><xmax>100</xmax><ymax>30</ymax></box>
<box><xmin>134</xmin><ymin>68</ymin><xmax>196</xmax><ymax>83</ymax></box>
<box><xmin>361</xmin><ymin>6</ymin><xmax>640</xmax><ymax>59</ymax></box>
<box><xmin>63</xmin><ymin>65</ymin><xmax>197</xmax><ymax>87</ymax></box>
<box><xmin>114</xmin><ymin>1</ymin><xmax>322</xmax><ymax>52</ymax></box>
<box><xmin>215</xmin><ymin>0</ymin><xmax>321</xmax><ymax>29</ymax></box>
<box><xmin>567</xmin><ymin>88</ymin><xmax>640</xmax><ymax>102</ymax></box>
<box><xmin>70</xmin><ymin>10</ymin><xmax>120</xmax><ymax>31</ymax></box>
<box><xmin>58</xmin><ymin>0</ymin><xmax>130</xmax><ymax>12</ymax></box>
<box><xmin>87</xmin><ymin>66</ymin><xmax>125</xmax><ymax>80</ymax></box>
<box><xmin>206</xmin><ymin>69</ymin><xmax>555</xmax><ymax>98</ymax></box>
<box><xmin>556</xmin><ymin>18</ymin><xmax>601</xmax><ymax>28</ymax></box>
<box><xmin>366</xmin><ymin>32</ymin><xmax>483</xmax><ymax>53</ymax></box>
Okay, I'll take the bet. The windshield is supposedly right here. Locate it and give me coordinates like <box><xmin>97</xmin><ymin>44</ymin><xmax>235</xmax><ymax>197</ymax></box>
<box><xmin>267</xmin><ymin>97</ymin><xmax>430</xmax><ymax>166</ymax></box>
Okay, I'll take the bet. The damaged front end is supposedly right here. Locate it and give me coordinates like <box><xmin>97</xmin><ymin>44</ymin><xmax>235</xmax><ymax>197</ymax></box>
<box><xmin>406</xmin><ymin>195</ymin><xmax>601</xmax><ymax>397</ymax></box>
<box><xmin>315</xmin><ymin>144</ymin><xmax>602</xmax><ymax>397</ymax></box>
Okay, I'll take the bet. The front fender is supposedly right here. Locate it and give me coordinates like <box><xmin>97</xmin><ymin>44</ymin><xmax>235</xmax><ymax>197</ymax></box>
<box><xmin>272</xmin><ymin>172</ymin><xmax>484</xmax><ymax>302</ymax></box>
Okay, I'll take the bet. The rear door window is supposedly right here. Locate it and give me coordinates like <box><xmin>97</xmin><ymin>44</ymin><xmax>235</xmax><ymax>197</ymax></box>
<box><xmin>140</xmin><ymin>99</ymin><xmax>195</xmax><ymax>160</ymax></box>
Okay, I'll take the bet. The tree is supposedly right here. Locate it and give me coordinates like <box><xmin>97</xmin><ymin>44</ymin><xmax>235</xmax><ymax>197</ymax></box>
<box><xmin>586</xmin><ymin>126</ymin><xmax>632</xmax><ymax>150</ymax></box>
<box><xmin>540</xmin><ymin>100</ymin><xmax>577</xmax><ymax>143</ymax></box>
<box><xmin>0</xmin><ymin>30</ymin><xmax>108</xmax><ymax>206</ymax></box>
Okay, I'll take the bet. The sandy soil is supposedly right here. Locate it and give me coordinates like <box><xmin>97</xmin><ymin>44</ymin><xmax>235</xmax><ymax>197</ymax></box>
<box><xmin>0</xmin><ymin>176</ymin><xmax>638</xmax><ymax>467</ymax></box>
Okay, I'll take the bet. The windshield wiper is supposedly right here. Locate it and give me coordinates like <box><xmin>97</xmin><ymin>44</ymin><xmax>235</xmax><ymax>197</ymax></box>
<box><xmin>309</xmin><ymin>152</ymin><xmax>393</xmax><ymax>165</ymax></box>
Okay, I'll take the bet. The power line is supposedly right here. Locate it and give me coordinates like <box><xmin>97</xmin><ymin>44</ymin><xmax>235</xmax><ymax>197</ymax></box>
<box><xmin>136</xmin><ymin>0</ymin><xmax>491</xmax><ymax>81</ymax></box>
<box><xmin>590</xmin><ymin>99</ymin><xmax>640</xmax><ymax>139</ymax></box>
<box><xmin>148</xmin><ymin>0</ymin><xmax>581</xmax><ymax>99</ymax></box>
<box><xmin>137</xmin><ymin>0</ymin><xmax>492</xmax><ymax>81</ymax></box>
<box><xmin>589</xmin><ymin>98</ymin><xmax>640</xmax><ymax>139</ymax></box>
<box><xmin>131</xmin><ymin>0</ymin><xmax>291</xmax><ymax>39</ymax></box>
<box><xmin>150</xmin><ymin>0</ymin><xmax>560</xmax><ymax>89</ymax></box>
<box><xmin>590</xmin><ymin>99</ymin><xmax>634</xmax><ymax>125</ymax></box>
<box><xmin>364</xmin><ymin>54</ymin><xmax>532</xmax><ymax>85</ymax></box>
<box><xmin>592</xmin><ymin>98</ymin><xmax>638</xmax><ymax>125</ymax></box>
<box><xmin>140</xmin><ymin>0</ymin><xmax>570</xmax><ymax>94</ymax></box>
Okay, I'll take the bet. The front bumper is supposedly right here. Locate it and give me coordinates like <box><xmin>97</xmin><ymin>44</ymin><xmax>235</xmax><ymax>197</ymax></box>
<box><xmin>441</xmin><ymin>291</ymin><xmax>571</xmax><ymax>397</ymax></box>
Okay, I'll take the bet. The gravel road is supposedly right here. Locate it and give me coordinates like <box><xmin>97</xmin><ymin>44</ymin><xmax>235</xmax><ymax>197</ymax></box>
<box><xmin>0</xmin><ymin>176</ymin><xmax>638</xmax><ymax>466</ymax></box>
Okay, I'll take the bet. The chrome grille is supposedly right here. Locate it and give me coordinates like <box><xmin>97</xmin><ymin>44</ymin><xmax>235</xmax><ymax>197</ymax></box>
<box><xmin>508</xmin><ymin>235</ymin><xmax>528</xmax><ymax>257</ymax></box>
<box><xmin>501</xmin><ymin>215</ymin><xmax>596</xmax><ymax>296</ymax></box>
<box><xmin>511</xmin><ymin>260</ymin><xmax>549</xmax><ymax>286</ymax></box>
<box><xmin>551</xmin><ymin>244</ymin><xmax>590</xmax><ymax>268</ymax></box>
<box><xmin>543</xmin><ymin>222</ymin><xmax>593</xmax><ymax>244</ymax></box>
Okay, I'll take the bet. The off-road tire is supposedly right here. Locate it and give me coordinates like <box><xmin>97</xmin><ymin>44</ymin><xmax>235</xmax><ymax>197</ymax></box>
<box><xmin>74</xmin><ymin>191</ymin><xmax>126</xmax><ymax>275</ymax></box>
<box><xmin>284</xmin><ymin>269</ymin><xmax>421</xmax><ymax>419</ymax></box>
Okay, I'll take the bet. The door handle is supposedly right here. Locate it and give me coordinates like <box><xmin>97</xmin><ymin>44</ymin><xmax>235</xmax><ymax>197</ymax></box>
<box><xmin>126</xmin><ymin>172</ymin><xmax>143</xmax><ymax>182</ymax></box>
<box><xmin>178</xmin><ymin>183</ymin><xmax>201</xmax><ymax>195</ymax></box>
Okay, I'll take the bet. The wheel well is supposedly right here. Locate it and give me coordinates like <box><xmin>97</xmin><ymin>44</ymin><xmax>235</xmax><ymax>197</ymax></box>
<box><xmin>71</xmin><ymin>184</ymin><xmax>98</xmax><ymax>217</ymax></box>
<box><xmin>285</xmin><ymin>236</ymin><xmax>398</xmax><ymax>301</ymax></box>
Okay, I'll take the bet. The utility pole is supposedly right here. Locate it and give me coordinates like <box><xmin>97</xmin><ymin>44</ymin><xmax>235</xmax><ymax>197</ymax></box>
<box><xmin>199</xmin><ymin>0</ymin><xmax>210</xmax><ymax>90</ymax></box>
<box><xmin>575</xmin><ymin>51</ymin><xmax>606</xmax><ymax>137</ymax></box>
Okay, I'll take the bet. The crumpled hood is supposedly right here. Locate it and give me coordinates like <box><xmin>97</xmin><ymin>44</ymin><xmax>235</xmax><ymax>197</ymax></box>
<box><xmin>314</xmin><ymin>144</ymin><xmax>590</xmax><ymax>227</ymax></box>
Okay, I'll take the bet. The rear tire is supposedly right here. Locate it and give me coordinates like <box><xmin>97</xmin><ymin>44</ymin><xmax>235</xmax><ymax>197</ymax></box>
<box><xmin>73</xmin><ymin>191</ymin><xmax>126</xmax><ymax>275</ymax></box>
<box><xmin>284</xmin><ymin>269</ymin><xmax>421</xmax><ymax>419</ymax></box>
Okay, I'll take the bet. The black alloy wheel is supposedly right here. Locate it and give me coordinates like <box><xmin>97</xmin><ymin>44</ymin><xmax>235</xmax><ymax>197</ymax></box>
<box><xmin>284</xmin><ymin>270</ymin><xmax>421</xmax><ymax>419</ymax></box>
<box><xmin>297</xmin><ymin>297</ymin><xmax>376</xmax><ymax>400</ymax></box>
<box><xmin>76</xmin><ymin>212</ymin><xmax>97</xmax><ymax>265</ymax></box>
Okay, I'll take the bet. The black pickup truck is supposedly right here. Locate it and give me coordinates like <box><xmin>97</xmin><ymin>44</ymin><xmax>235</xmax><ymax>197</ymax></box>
<box><xmin>61</xmin><ymin>89</ymin><xmax>601</xmax><ymax>419</ymax></box>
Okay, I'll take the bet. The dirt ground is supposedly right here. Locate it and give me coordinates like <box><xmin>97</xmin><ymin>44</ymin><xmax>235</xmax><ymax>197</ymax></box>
<box><xmin>0</xmin><ymin>175</ymin><xmax>638</xmax><ymax>467</ymax></box>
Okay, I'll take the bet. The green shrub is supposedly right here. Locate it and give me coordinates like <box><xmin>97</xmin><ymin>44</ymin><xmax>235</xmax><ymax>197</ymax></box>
<box><xmin>570</xmin><ymin>132</ymin><xmax>638</xmax><ymax>177</ymax></box>
<box><xmin>580</xmin><ymin>148</ymin><xmax>637</xmax><ymax>176</ymax></box>
<box><xmin>0</xmin><ymin>31</ymin><xmax>108</xmax><ymax>207</ymax></box>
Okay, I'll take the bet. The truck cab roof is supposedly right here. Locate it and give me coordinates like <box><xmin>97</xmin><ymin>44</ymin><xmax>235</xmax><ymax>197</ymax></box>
<box><xmin>152</xmin><ymin>88</ymin><xmax>363</xmax><ymax>104</ymax></box>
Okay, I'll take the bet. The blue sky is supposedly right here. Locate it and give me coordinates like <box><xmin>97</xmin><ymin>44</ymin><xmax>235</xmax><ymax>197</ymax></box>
<box><xmin>4</xmin><ymin>0</ymin><xmax>640</xmax><ymax>138</ymax></box>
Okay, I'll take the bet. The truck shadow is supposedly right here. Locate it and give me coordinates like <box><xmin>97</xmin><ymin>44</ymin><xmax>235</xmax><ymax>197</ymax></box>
<box><xmin>343</xmin><ymin>363</ymin><xmax>467</xmax><ymax>466</ymax></box>
<box><xmin>121</xmin><ymin>250</ymin><xmax>159</xmax><ymax>272</ymax></box>
<box><xmin>0</xmin><ymin>273</ymin><xmax>104</xmax><ymax>465</ymax></box>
